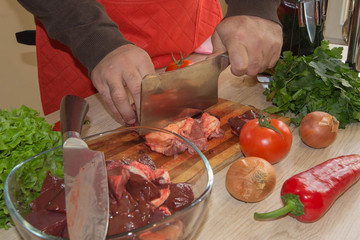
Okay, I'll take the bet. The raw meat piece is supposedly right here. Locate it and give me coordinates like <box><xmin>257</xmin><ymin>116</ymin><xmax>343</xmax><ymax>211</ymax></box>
<box><xmin>227</xmin><ymin>109</ymin><xmax>258</xmax><ymax>136</ymax></box>
<box><xmin>144</xmin><ymin>112</ymin><xmax>224</xmax><ymax>156</ymax></box>
<box><xmin>40</xmin><ymin>171</ymin><xmax>64</xmax><ymax>193</ymax></box>
<box><xmin>150</xmin><ymin>206</ymin><xmax>171</xmax><ymax>223</ymax></box>
<box><xmin>107</xmin><ymin>165</ymin><xmax>130</xmax><ymax>201</ymax></box>
<box><xmin>162</xmin><ymin>183</ymin><xmax>195</xmax><ymax>213</ymax></box>
<box><xmin>30</xmin><ymin>171</ymin><xmax>65</xmax><ymax>212</ymax></box>
<box><xmin>128</xmin><ymin>161</ymin><xmax>155</xmax><ymax>181</ymax></box>
<box><xmin>201</xmin><ymin>112</ymin><xmax>223</xmax><ymax>138</ymax></box>
<box><xmin>144</xmin><ymin>119</ymin><xmax>189</xmax><ymax>156</ymax></box>
<box><xmin>47</xmin><ymin>189</ymin><xmax>65</xmax><ymax>213</ymax></box>
<box><xmin>26</xmin><ymin>172</ymin><xmax>67</xmax><ymax>236</ymax></box>
<box><xmin>137</xmin><ymin>152</ymin><xmax>157</xmax><ymax>170</ymax></box>
<box><xmin>126</xmin><ymin>171</ymin><xmax>161</xmax><ymax>202</ymax></box>
<box><xmin>151</xmin><ymin>169</ymin><xmax>171</xmax><ymax>207</ymax></box>
<box><xmin>26</xmin><ymin>209</ymin><xmax>66</xmax><ymax>237</ymax></box>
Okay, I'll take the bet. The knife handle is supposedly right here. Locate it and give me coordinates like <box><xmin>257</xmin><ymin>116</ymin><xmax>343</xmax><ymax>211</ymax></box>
<box><xmin>60</xmin><ymin>95</ymin><xmax>89</xmax><ymax>141</ymax></box>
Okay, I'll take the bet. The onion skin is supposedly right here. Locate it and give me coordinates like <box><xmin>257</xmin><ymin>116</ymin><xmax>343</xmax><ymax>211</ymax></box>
<box><xmin>225</xmin><ymin>157</ymin><xmax>276</xmax><ymax>203</ymax></box>
<box><xmin>299</xmin><ymin>111</ymin><xmax>339</xmax><ymax>149</ymax></box>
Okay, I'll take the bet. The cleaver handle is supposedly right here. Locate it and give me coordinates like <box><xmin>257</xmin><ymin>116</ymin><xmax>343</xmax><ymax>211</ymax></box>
<box><xmin>60</xmin><ymin>95</ymin><xmax>89</xmax><ymax>142</ymax></box>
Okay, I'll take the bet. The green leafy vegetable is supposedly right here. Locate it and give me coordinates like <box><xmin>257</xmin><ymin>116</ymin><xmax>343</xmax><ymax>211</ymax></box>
<box><xmin>0</xmin><ymin>105</ymin><xmax>62</xmax><ymax>229</ymax></box>
<box><xmin>264</xmin><ymin>41</ymin><xmax>360</xmax><ymax>128</ymax></box>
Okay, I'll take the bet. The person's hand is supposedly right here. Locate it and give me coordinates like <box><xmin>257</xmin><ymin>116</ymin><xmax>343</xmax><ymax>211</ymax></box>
<box><xmin>212</xmin><ymin>15</ymin><xmax>283</xmax><ymax>76</ymax></box>
<box><xmin>91</xmin><ymin>44</ymin><xmax>155</xmax><ymax>125</ymax></box>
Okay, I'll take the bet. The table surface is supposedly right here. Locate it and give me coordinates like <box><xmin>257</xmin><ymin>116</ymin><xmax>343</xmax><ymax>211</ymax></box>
<box><xmin>2</xmin><ymin>53</ymin><xmax>360</xmax><ymax>240</ymax></box>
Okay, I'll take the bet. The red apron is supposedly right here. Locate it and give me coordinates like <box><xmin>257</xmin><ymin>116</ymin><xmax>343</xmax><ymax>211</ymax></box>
<box><xmin>36</xmin><ymin>0</ymin><xmax>223</xmax><ymax>115</ymax></box>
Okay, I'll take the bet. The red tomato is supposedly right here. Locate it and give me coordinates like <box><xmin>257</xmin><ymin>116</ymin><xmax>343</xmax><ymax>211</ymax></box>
<box><xmin>165</xmin><ymin>53</ymin><xmax>193</xmax><ymax>71</ymax></box>
<box><xmin>165</xmin><ymin>59</ymin><xmax>193</xmax><ymax>71</ymax></box>
<box><xmin>239</xmin><ymin>117</ymin><xmax>292</xmax><ymax>164</ymax></box>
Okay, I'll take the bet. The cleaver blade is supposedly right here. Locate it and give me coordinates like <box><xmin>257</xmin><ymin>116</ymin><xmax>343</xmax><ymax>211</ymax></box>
<box><xmin>139</xmin><ymin>53</ymin><xmax>229</xmax><ymax>129</ymax></box>
<box><xmin>60</xmin><ymin>95</ymin><xmax>109</xmax><ymax>240</ymax></box>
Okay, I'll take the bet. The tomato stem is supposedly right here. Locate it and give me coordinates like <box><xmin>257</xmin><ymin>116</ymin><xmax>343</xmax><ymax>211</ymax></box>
<box><xmin>171</xmin><ymin>51</ymin><xmax>184</xmax><ymax>69</ymax></box>
<box><xmin>258</xmin><ymin>111</ymin><xmax>283</xmax><ymax>138</ymax></box>
<box><xmin>254</xmin><ymin>194</ymin><xmax>304</xmax><ymax>220</ymax></box>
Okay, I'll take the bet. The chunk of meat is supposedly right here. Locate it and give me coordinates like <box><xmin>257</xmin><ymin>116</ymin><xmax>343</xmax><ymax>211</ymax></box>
<box><xmin>107</xmin><ymin>164</ymin><xmax>130</xmax><ymax>201</ymax></box>
<box><xmin>108</xmin><ymin>197</ymin><xmax>154</xmax><ymax>235</ymax></box>
<box><xmin>163</xmin><ymin>183</ymin><xmax>194</xmax><ymax>213</ymax></box>
<box><xmin>30</xmin><ymin>171</ymin><xmax>65</xmax><ymax>212</ymax></box>
<box><xmin>151</xmin><ymin>169</ymin><xmax>171</xmax><ymax>207</ymax></box>
<box><xmin>47</xmin><ymin>189</ymin><xmax>66</xmax><ymax>213</ymax></box>
<box><xmin>40</xmin><ymin>171</ymin><xmax>64</xmax><ymax>193</ymax></box>
<box><xmin>149</xmin><ymin>206</ymin><xmax>171</xmax><ymax>223</ymax></box>
<box><xmin>144</xmin><ymin>112</ymin><xmax>224</xmax><ymax>156</ymax></box>
<box><xmin>137</xmin><ymin>152</ymin><xmax>157</xmax><ymax>170</ymax></box>
<box><xmin>227</xmin><ymin>109</ymin><xmax>258</xmax><ymax>136</ymax></box>
<box><xmin>153</xmin><ymin>169</ymin><xmax>170</xmax><ymax>185</ymax></box>
<box><xmin>179</xmin><ymin>117</ymin><xmax>208</xmax><ymax>155</ymax></box>
<box><xmin>143</xmin><ymin>119</ymin><xmax>188</xmax><ymax>156</ymax></box>
<box><xmin>129</xmin><ymin>161</ymin><xmax>155</xmax><ymax>181</ymax></box>
<box><xmin>26</xmin><ymin>209</ymin><xmax>67</xmax><ymax>237</ymax></box>
<box><xmin>201</xmin><ymin>112</ymin><xmax>224</xmax><ymax>139</ymax></box>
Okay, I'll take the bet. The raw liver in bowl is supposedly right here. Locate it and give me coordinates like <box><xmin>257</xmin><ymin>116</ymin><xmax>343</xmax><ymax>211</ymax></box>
<box><xmin>26</xmin><ymin>154</ymin><xmax>194</xmax><ymax>238</ymax></box>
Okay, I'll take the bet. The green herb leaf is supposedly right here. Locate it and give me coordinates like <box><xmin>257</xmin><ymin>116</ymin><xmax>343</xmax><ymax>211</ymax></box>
<box><xmin>264</xmin><ymin>40</ymin><xmax>360</xmax><ymax>128</ymax></box>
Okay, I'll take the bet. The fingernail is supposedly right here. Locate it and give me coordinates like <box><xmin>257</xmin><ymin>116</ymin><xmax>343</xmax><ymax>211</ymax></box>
<box><xmin>126</xmin><ymin>119</ymin><xmax>136</xmax><ymax>126</ymax></box>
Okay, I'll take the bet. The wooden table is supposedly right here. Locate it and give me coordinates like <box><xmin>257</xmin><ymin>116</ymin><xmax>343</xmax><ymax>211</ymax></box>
<box><xmin>2</xmin><ymin>58</ymin><xmax>360</xmax><ymax>240</ymax></box>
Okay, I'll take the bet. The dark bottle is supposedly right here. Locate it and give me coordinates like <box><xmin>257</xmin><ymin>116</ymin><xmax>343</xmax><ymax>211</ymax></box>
<box><xmin>278</xmin><ymin>0</ymin><xmax>328</xmax><ymax>56</ymax></box>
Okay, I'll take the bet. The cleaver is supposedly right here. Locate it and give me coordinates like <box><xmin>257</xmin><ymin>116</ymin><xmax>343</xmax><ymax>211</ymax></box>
<box><xmin>60</xmin><ymin>95</ymin><xmax>109</xmax><ymax>240</ymax></box>
<box><xmin>139</xmin><ymin>53</ymin><xmax>229</xmax><ymax>129</ymax></box>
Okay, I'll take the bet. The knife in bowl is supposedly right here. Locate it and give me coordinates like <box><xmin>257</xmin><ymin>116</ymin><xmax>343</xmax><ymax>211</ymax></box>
<box><xmin>60</xmin><ymin>95</ymin><xmax>109</xmax><ymax>240</ymax></box>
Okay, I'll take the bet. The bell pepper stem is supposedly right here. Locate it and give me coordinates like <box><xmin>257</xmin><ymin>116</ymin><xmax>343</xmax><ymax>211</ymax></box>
<box><xmin>254</xmin><ymin>194</ymin><xmax>305</xmax><ymax>220</ymax></box>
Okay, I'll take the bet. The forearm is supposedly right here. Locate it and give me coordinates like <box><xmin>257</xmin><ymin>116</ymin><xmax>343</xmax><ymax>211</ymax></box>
<box><xmin>17</xmin><ymin>0</ymin><xmax>131</xmax><ymax>74</ymax></box>
<box><xmin>225</xmin><ymin>0</ymin><xmax>281</xmax><ymax>25</ymax></box>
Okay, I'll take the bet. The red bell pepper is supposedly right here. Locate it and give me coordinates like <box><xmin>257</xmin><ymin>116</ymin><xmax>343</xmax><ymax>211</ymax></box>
<box><xmin>254</xmin><ymin>154</ymin><xmax>360</xmax><ymax>222</ymax></box>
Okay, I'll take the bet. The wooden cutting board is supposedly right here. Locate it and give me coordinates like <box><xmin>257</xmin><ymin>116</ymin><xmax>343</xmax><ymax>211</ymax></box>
<box><xmin>87</xmin><ymin>98</ymin><xmax>290</xmax><ymax>181</ymax></box>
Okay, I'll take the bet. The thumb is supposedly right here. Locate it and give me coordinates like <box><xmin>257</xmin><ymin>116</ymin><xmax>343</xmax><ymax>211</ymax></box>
<box><xmin>211</xmin><ymin>32</ymin><xmax>226</xmax><ymax>55</ymax></box>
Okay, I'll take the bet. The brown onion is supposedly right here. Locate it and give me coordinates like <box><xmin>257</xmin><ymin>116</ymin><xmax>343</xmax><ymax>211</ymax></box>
<box><xmin>225</xmin><ymin>157</ymin><xmax>276</xmax><ymax>203</ymax></box>
<box><xmin>299</xmin><ymin>111</ymin><xmax>339</xmax><ymax>149</ymax></box>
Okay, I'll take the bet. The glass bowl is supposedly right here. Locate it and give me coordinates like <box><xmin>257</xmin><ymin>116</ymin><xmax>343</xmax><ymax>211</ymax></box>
<box><xmin>4</xmin><ymin>126</ymin><xmax>214</xmax><ymax>240</ymax></box>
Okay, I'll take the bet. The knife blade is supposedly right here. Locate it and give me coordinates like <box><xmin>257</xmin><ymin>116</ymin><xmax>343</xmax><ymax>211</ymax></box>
<box><xmin>139</xmin><ymin>53</ymin><xmax>229</xmax><ymax>129</ymax></box>
<box><xmin>60</xmin><ymin>95</ymin><xmax>109</xmax><ymax>240</ymax></box>
<box><xmin>303</xmin><ymin>0</ymin><xmax>316</xmax><ymax>43</ymax></box>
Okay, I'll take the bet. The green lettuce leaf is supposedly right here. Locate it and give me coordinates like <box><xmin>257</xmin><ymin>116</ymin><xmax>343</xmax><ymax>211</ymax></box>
<box><xmin>0</xmin><ymin>105</ymin><xmax>62</xmax><ymax>229</ymax></box>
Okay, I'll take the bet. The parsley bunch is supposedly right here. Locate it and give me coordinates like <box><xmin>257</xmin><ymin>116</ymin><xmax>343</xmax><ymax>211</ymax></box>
<box><xmin>264</xmin><ymin>41</ymin><xmax>360</xmax><ymax>128</ymax></box>
<box><xmin>0</xmin><ymin>105</ymin><xmax>62</xmax><ymax>229</ymax></box>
